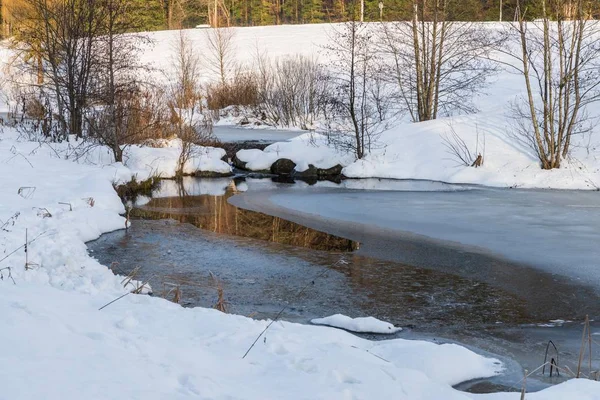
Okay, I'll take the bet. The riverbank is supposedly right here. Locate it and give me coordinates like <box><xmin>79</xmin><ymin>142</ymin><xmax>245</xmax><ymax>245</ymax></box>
<box><xmin>1</xmin><ymin>127</ymin><xmax>599</xmax><ymax>398</ymax></box>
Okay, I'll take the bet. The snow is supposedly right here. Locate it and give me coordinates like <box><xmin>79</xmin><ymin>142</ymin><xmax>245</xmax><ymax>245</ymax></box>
<box><xmin>0</xmin><ymin>283</ymin><xmax>508</xmax><ymax>400</ymax></box>
<box><xmin>311</xmin><ymin>314</ymin><xmax>402</xmax><ymax>334</ymax></box>
<box><xmin>0</xmin><ymin>128</ymin><xmax>597</xmax><ymax>400</ymax></box>
<box><xmin>474</xmin><ymin>379</ymin><xmax>600</xmax><ymax>400</ymax></box>
<box><xmin>0</xmin><ymin>22</ymin><xmax>600</xmax><ymax>399</ymax></box>
<box><xmin>124</xmin><ymin>139</ymin><xmax>231</xmax><ymax>179</ymax></box>
<box><xmin>236</xmin><ymin>134</ymin><xmax>353</xmax><ymax>171</ymax></box>
<box><xmin>0</xmin><ymin>128</ymin><xmax>517</xmax><ymax>400</ymax></box>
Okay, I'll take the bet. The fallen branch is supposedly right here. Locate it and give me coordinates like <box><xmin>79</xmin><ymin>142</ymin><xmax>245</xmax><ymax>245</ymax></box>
<box><xmin>0</xmin><ymin>266</ymin><xmax>16</xmax><ymax>284</ymax></box>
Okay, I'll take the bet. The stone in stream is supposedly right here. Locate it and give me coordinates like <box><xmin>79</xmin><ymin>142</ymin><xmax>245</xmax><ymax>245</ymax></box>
<box><xmin>232</xmin><ymin>155</ymin><xmax>248</xmax><ymax>170</ymax></box>
<box><xmin>294</xmin><ymin>164</ymin><xmax>318</xmax><ymax>179</ymax></box>
<box><xmin>270</xmin><ymin>158</ymin><xmax>296</xmax><ymax>175</ymax></box>
<box><xmin>317</xmin><ymin>164</ymin><xmax>343</xmax><ymax>177</ymax></box>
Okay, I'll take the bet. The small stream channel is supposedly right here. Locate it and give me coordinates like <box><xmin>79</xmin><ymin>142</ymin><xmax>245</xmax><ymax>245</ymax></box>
<box><xmin>88</xmin><ymin>176</ymin><xmax>600</xmax><ymax>394</ymax></box>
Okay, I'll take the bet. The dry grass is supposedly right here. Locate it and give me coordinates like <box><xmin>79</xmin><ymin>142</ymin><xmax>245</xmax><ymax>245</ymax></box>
<box><xmin>210</xmin><ymin>272</ymin><xmax>229</xmax><ymax>313</ymax></box>
<box><xmin>162</xmin><ymin>282</ymin><xmax>183</xmax><ymax>304</ymax></box>
<box><xmin>207</xmin><ymin>71</ymin><xmax>260</xmax><ymax>110</ymax></box>
<box><xmin>114</xmin><ymin>175</ymin><xmax>161</xmax><ymax>203</ymax></box>
<box><xmin>577</xmin><ymin>315</ymin><xmax>593</xmax><ymax>378</ymax></box>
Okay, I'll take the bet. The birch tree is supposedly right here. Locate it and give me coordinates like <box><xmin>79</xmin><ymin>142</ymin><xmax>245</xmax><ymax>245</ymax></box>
<box><xmin>509</xmin><ymin>0</ymin><xmax>600</xmax><ymax>169</ymax></box>
<box><xmin>324</xmin><ymin>14</ymin><xmax>391</xmax><ymax>160</ymax></box>
<box><xmin>380</xmin><ymin>0</ymin><xmax>499</xmax><ymax>122</ymax></box>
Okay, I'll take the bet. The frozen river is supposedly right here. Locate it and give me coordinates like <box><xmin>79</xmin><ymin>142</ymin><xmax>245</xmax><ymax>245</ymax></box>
<box><xmin>235</xmin><ymin>183</ymin><xmax>600</xmax><ymax>290</ymax></box>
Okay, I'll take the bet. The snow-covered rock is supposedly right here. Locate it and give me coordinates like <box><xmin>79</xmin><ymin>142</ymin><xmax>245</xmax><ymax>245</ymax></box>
<box><xmin>125</xmin><ymin>139</ymin><xmax>232</xmax><ymax>179</ymax></box>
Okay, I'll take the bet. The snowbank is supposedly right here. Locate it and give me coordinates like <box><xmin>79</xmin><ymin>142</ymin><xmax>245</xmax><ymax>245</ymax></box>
<box><xmin>312</xmin><ymin>314</ymin><xmax>402</xmax><ymax>334</ymax></box>
<box><xmin>236</xmin><ymin>111</ymin><xmax>600</xmax><ymax>189</ymax></box>
<box><xmin>236</xmin><ymin>134</ymin><xmax>353</xmax><ymax>172</ymax></box>
<box><xmin>125</xmin><ymin>139</ymin><xmax>232</xmax><ymax>179</ymax></box>
<box><xmin>340</xmin><ymin>112</ymin><xmax>600</xmax><ymax>190</ymax></box>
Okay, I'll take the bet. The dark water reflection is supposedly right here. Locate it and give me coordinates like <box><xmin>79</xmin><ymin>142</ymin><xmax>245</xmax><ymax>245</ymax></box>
<box><xmin>112</xmin><ymin>178</ymin><xmax>529</xmax><ymax>329</ymax></box>
<box><xmin>131</xmin><ymin>180</ymin><xmax>357</xmax><ymax>253</ymax></box>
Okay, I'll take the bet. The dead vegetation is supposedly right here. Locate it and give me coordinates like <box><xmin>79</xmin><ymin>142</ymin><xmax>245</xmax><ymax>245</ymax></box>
<box><xmin>517</xmin><ymin>316</ymin><xmax>599</xmax><ymax>399</ymax></box>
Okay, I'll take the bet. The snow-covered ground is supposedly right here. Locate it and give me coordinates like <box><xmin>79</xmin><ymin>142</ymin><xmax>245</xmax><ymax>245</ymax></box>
<box><xmin>1</xmin><ymin>22</ymin><xmax>600</xmax><ymax>399</ymax></box>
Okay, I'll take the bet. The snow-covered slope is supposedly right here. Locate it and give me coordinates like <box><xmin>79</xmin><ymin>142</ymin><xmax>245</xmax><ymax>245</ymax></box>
<box><xmin>4</xmin><ymin>23</ymin><xmax>599</xmax><ymax>188</ymax></box>
<box><xmin>128</xmin><ymin>23</ymin><xmax>599</xmax><ymax>190</ymax></box>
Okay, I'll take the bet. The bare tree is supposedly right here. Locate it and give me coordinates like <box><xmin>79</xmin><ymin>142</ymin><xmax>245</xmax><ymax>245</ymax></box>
<box><xmin>505</xmin><ymin>0</ymin><xmax>600</xmax><ymax>169</ymax></box>
<box><xmin>323</xmin><ymin>14</ymin><xmax>391</xmax><ymax>160</ymax></box>
<box><xmin>205</xmin><ymin>27</ymin><xmax>236</xmax><ymax>85</ymax></box>
<box><xmin>380</xmin><ymin>0</ymin><xmax>499</xmax><ymax>122</ymax></box>
<box><xmin>11</xmin><ymin>0</ymin><xmax>104</xmax><ymax>140</ymax></box>
<box><xmin>170</xmin><ymin>31</ymin><xmax>213</xmax><ymax>176</ymax></box>
<box><xmin>80</xmin><ymin>0</ymin><xmax>157</xmax><ymax>162</ymax></box>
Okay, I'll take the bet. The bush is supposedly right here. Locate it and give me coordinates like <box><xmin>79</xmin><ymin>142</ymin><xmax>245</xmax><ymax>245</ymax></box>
<box><xmin>258</xmin><ymin>54</ymin><xmax>329</xmax><ymax>129</ymax></box>
<box><xmin>206</xmin><ymin>71</ymin><xmax>259</xmax><ymax>110</ymax></box>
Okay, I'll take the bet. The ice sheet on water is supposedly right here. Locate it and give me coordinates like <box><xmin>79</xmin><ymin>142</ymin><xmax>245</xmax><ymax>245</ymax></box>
<box><xmin>271</xmin><ymin>187</ymin><xmax>600</xmax><ymax>288</ymax></box>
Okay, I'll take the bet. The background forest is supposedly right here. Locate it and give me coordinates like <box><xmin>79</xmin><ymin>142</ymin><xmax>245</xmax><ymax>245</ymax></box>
<box><xmin>2</xmin><ymin>0</ymin><xmax>600</xmax><ymax>35</ymax></box>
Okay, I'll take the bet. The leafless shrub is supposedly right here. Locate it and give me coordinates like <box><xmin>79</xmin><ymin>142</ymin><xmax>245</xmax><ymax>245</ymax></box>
<box><xmin>9</xmin><ymin>0</ymin><xmax>102</xmax><ymax>140</ymax></box>
<box><xmin>87</xmin><ymin>83</ymin><xmax>171</xmax><ymax>161</ymax></box>
<box><xmin>169</xmin><ymin>31</ymin><xmax>215</xmax><ymax>176</ymax></box>
<box><xmin>255</xmin><ymin>54</ymin><xmax>330</xmax><ymax>129</ymax></box>
<box><xmin>322</xmin><ymin>18</ymin><xmax>393</xmax><ymax>160</ymax></box>
<box><xmin>441</xmin><ymin>124</ymin><xmax>485</xmax><ymax>167</ymax></box>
